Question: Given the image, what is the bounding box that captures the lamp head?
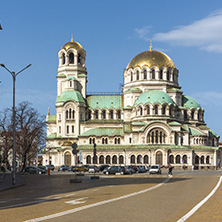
[0,64,5,68]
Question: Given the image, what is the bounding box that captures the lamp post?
[0,63,31,185]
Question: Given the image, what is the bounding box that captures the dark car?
[125,166,135,174]
[36,166,46,174]
[103,166,126,175]
[57,165,69,171]
[137,165,146,173]
[99,165,109,172]
[25,166,38,174]
[45,164,55,171]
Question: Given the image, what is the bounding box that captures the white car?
[88,166,99,173]
[149,165,161,174]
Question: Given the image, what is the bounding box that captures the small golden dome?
[126,50,175,69]
[61,38,83,51]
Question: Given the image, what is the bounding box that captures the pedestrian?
[168,164,173,176]
[192,164,194,172]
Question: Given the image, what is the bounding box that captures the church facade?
[42,38,221,169]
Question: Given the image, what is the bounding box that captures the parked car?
[103,166,126,175]
[24,166,38,174]
[149,165,161,174]
[45,164,55,171]
[57,165,69,171]
[125,166,135,174]
[126,165,137,173]
[99,165,109,172]
[137,165,147,173]
[88,166,99,173]
[36,166,46,174]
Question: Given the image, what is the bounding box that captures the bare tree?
[0,102,46,171]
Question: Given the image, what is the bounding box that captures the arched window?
[70,81,72,87]
[69,53,74,64]
[146,106,150,115]
[69,108,72,119]
[88,110,92,120]
[102,110,106,119]
[131,72,133,81]
[89,138,92,144]
[152,69,155,79]
[112,155,117,164]
[130,155,135,164]
[62,53,65,64]
[117,110,121,119]
[144,70,147,79]
[184,110,188,120]
[95,110,99,119]
[86,155,91,164]
[201,156,204,164]
[167,70,170,80]
[66,110,68,119]
[191,110,195,120]
[140,107,143,115]
[169,107,172,116]
[72,110,75,119]
[72,125,74,133]
[151,132,154,143]
[154,105,158,115]
[137,155,142,164]
[67,125,69,134]
[102,138,105,144]
[110,110,114,119]
[106,155,111,164]
[162,106,166,115]
[119,155,124,164]
[156,151,163,165]
[136,70,139,80]
[176,155,181,164]
[159,70,163,79]
[99,155,104,164]
[64,152,71,166]
[93,155,97,164]
[169,155,174,164]
[195,155,199,164]
[144,155,149,164]
[78,54,81,64]
[182,155,187,164]
[206,156,210,164]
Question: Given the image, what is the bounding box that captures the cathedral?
[42,38,221,170]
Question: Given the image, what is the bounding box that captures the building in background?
[42,38,221,169]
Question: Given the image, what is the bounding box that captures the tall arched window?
[176,155,181,164]
[184,110,188,120]
[112,155,117,164]
[88,110,92,120]
[62,53,65,65]
[191,110,195,120]
[137,155,142,164]
[110,110,114,119]
[117,110,121,119]
[182,155,187,164]
[86,155,91,164]
[78,54,81,64]
[99,155,104,164]
[156,151,163,165]
[152,69,155,79]
[195,155,199,164]
[106,155,111,164]
[69,53,74,64]
[119,155,124,164]
[169,155,174,164]
[144,155,149,164]
[102,110,106,119]
[162,106,166,115]
[144,70,147,79]
[95,110,99,119]
[201,156,204,164]
[146,106,150,115]
[148,128,167,145]
[66,110,68,119]
[131,72,133,81]
[159,70,163,79]
[130,155,135,164]
[154,105,158,115]
[72,110,75,119]
[140,107,143,115]
[167,70,170,80]
[136,70,139,80]
[206,156,210,164]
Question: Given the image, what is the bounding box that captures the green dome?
[183,96,201,110]
[56,90,85,104]
[134,90,175,106]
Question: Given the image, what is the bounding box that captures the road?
[0,170,222,222]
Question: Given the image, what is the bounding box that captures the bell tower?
[57,37,87,98]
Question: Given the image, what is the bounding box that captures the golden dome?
[126,50,175,69]
[61,37,83,51]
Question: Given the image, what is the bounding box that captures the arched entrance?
[64,152,71,166]
[156,151,163,165]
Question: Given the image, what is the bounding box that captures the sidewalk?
[0,173,24,192]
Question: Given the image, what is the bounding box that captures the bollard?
[48,168,50,175]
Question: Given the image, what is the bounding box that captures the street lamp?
[0,63,31,185]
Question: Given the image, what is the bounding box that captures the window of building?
[152,69,155,79]
[137,155,142,164]
[112,155,117,164]
[159,70,163,80]
[119,155,124,164]
[184,110,188,120]
[201,156,204,164]
[102,110,106,119]
[59,126,61,134]
[66,110,68,119]
[162,106,166,115]
[110,110,114,119]
[78,54,81,64]
[182,155,187,164]
[144,155,149,164]
[169,155,174,164]
[148,128,167,144]
[86,155,91,164]
[131,72,133,81]
[67,125,69,134]
[62,53,65,65]
[59,114,61,120]
[99,155,104,164]
[88,110,92,120]
[144,70,147,79]
[129,137,132,143]
[72,125,74,133]
[167,70,170,80]
[140,107,143,115]
[146,106,150,115]
[191,110,195,120]
[106,155,111,164]
[154,105,158,115]
[136,70,139,80]
[176,155,181,164]
[117,110,121,119]
[95,110,99,119]
[206,156,210,164]
[72,110,75,119]
[70,81,72,87]
[69,53,74,64]
[130,155,135,164]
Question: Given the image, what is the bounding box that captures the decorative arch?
[155,151,163,165]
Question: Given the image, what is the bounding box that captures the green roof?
[124,88,142,93]
[56,90,85,104]
[134,90,176,106]
[47,115,56,122]
[167,88,182,93]
[66,76,77,81]
[80,127,124,137]
[87,95,122,110]
[182,124,189,132]
[168,121,181,126]
[189,128,205,136]
[209,129,219,137]
[132,122,146,126]
[183,95,201,110]
[78,74,86,77]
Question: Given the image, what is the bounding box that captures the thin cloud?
[134,26,151,41]
[153,10,222,53]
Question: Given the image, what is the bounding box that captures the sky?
[0,0,222,138]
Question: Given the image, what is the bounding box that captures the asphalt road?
[0,170,222,222]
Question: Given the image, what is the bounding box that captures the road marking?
[0,197,60,210]
[65,193,76,197]
[65,197,88,205]
[177,176,222,222]
[24,177,171,222]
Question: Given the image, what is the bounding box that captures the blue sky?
[1,0,222,138]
